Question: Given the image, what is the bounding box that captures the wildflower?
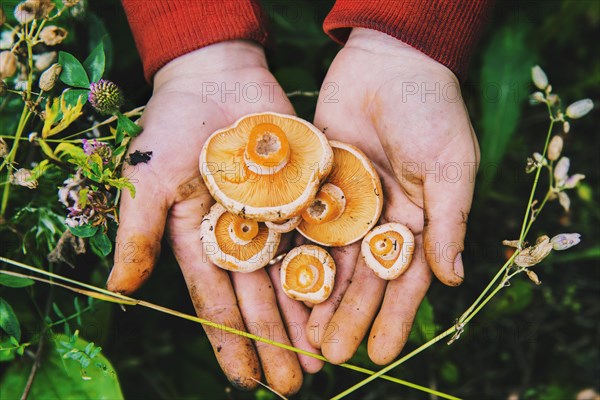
[526,270,541,285]
[88,80,123,115]
[0,51,17,79]
[558,191,570,212]
[39,26,68,46]
[550,233,581,251]
[0,137,8,158]
[10,168,38,189]
[554,157,570,186]
[82,139,112,164]
[529,91,545,104]
[547,136,563,161]
[14,0,55,24]
[514,235,553,268]
[531,65,549,90]
[566,99,594,119]
[563,121,570,134]
[564,173,585,189]
[39,63,61,91]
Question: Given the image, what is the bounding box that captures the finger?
[321,256,386,365]
[107,162,169,294]
[307,243,359,349]
[175,240,261,390]
[368,236,432,364]
[422,150,477,286]
[231,270,303,397]
[267,263,325,374]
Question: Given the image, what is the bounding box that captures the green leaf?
[58,52,91,89]
[440,361,460,384]
[408,297,435,344]
[116,112,142,139]
[0,335,123,399]
[52,303,65,319]
[0,274,34,288]
[0,298,21,342]
[487,279,533,316]
[90,231,112,257]
[83,41,106,83]
[69,224,99,238]
[477,21,536,196]
[63,88,89,107]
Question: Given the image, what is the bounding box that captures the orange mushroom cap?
[281,245,335,304]
[361,222,415,280]
[200,112,333,222]
[296,141,383,246]
[200,203,280,272]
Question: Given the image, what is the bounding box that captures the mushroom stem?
[244,123,290,175]
[302,183,346,225]
[228,216,259,245]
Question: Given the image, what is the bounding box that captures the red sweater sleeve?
[323,0,494,81]
[121,0,268,82]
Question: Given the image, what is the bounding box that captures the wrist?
[154,40,268,90]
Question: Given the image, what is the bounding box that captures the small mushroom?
[200,112,333,221]
[361,223,415,280]
[265,216,302,233]
[297,141,383,246]
[281,245,335,304]
[200,203,280,272]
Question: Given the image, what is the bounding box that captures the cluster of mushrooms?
[199,112,415,304]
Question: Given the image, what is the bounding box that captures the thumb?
[107,164,170,294]
[422,159,476,287]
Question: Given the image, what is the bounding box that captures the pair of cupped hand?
[106,28,480,396]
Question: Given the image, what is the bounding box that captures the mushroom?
[200,112,333,221]
[296,141,383,246]
[361,223,415,280]
[200,203,280,272]
[281,245,335,304]
[265,216,302,233]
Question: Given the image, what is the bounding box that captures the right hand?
[106,41,322,396]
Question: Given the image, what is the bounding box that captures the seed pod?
[10,168,38,189]
[514,236,552,268]
[0,51,18,79]
[14,0,55,24]
[34,51,57,71]
[0,137,8,158]
[531,65,549,90]
[40,26,68,46]
[566,99,594,119]
[526,270,541,285]
[547,136,563,161]
[38,63,61,91]
[550,233,581,251]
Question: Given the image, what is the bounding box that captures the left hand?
[306,28,480,365]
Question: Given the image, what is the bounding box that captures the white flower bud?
[531,65,549,90]
[530,91,545,104]
[558,191,570,212]
[533,152,545,164]
[526,270,541,285]
[0,51,17,79]
[40,26,68,46]
[38,63,61,91]
[547,136,563,161]
[554,157,570,186]
[10,168,38,189]
[551,233,581,251]
[34,51,57,71]
[566,99,594,119]
[563,121,570,134]
[564,173,585,189]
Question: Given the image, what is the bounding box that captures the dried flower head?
[39,63,61,91]
[10,168,38,189]
[551,233,581,251]
[0,51,18,79]
[566,99,594,119]
[40,26,68,46]
[14,0,55,24]
[514,235,553,268]
[0,137,8,158]
[88,79,123,115]
[531,65,549,90]
[34,51,57,71]
[547,135,563,161]
[526,270,541,285]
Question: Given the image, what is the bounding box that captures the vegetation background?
[1,0,598,399]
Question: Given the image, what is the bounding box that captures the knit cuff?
[324,0,494,81]
[121,0,268,83]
